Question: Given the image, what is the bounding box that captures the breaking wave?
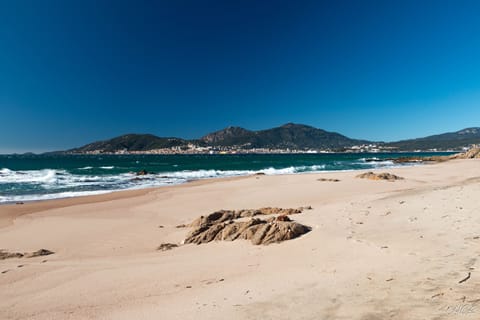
[0,164,331,203]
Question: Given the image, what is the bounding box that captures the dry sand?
[1,159,480,319]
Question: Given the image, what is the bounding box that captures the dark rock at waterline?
[392,157,444,163]
[136,169,151,176]
[392,148,480,164]
[364,158,386,162]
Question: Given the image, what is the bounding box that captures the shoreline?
[0,162,421,207]
[0,163,415,220]
[1,151,461,206]
[0,174,253,228]
[0,155,451,228]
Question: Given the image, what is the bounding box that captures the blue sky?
[1,0,480,153]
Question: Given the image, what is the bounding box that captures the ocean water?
[0,153,453,203]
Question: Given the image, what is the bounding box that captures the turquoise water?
[0,153,453,203]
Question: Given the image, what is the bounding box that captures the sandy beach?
[1,159,480,319]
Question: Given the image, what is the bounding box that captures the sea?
[0,152,454,204]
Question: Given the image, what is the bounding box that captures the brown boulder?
[184,215,310,246]
[453,147,480,159]
[189,206,309,228]
[393,156,449,163]
[157,243,178,251]
[0,250,24,260]
[356,172,404,181]
[466,148,480,158]
[250,220,311,245]
[254,207,303,215]
[276,215,291,222]
[183,207,312,246]
[317,178,340,182]
[1,248,54,259]
[218,218,265,242]
[393,148,480,163]
[189,210,238,228]
[136,169,150,176]
[25,249,54,258]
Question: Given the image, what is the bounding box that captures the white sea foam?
[163,169,252,180]
[0,168,13,175]
[0,162,364,203]
[0,169,62,184]
[78,166,93,170]
[0,190,114,203]
[371,160,395,167]
[259,164,326,175]
[356,158,396,168]
[292,164,326,172]
[100,166,115,169]
[260,167,296,175]
[360,160,395,168]
[156,164,327,181]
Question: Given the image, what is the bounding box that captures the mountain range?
[66,124,480,153]
[386,128,480,150]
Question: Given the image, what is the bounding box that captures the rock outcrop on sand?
[184,207,312,246]
[317,178,340,182]
[452,147,480,159]
[393,147,480,164]
[0,249,54,260]
[392,156,447,163]
[25,249,55,258]
[157,243,178,251]
[188,207,308,228]
[0,250,24,260]
[356,172,404,181]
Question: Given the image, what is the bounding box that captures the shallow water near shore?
[0,152,453,203]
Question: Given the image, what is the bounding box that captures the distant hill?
[385,128,480,151]
[201,123,371,149]
[201,126,255,146]
[68,134,187,153]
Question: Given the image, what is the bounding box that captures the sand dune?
[1,159,480,319]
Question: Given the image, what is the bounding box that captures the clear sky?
[1,0,480,153]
